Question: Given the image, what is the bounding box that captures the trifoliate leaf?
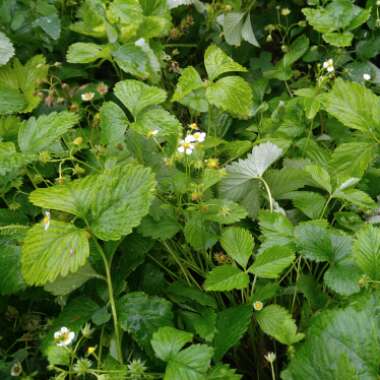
[114,79,166,118]
[206,76,253,119]
[18,111,79,153]
[220,227,254,268]
[0,32,15,66]
[353,225,380,280]
[204,45,247,81]
[204,265,249,291]
[119,292,173,355]
[256,304,304,345]
[21,221,90,286]
[249,246,295,279]
[213,305,252,361]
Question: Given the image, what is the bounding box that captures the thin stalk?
[93,238,123,363]
[270,361,276,380]
[260,178,274,212]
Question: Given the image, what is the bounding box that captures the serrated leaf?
[207,364,242,380]
[282,294,380,380]
[204,45,247,81]
[333,189,376,210]
[304,164,332,193]
[249,246,295,279]
[353,225,380,280]
[44,263,98,296]
[151,326,193,361]
[220,227,254,268]
[66,42,110,63]
[99,102,128,147]
[286,191,326,219]
[206,76,253,119]
[204,265,249,291]
[213,304,252,360]
[323,78,380,133]
[0,243,25,295]
[256,304,304,345]
[0,32,15,66]
[114,79,166,118]
[118,292,173,354]
[184,214,218,252]
[200,199,248,224]
[181,308,217,342]
[18,111,79,153]
[21,220,90,286]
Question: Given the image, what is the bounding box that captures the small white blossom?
[134,38,146,47]
[363,73,371,81]
[96,82,108,95]
[253,301,264,311]
[265,352,277,363]
[10,361,22,377]
[177,138,195,155]
[43,211,50,231]
[323,58,334,73]
[81,92,95,102]
[54,327,75,347]
[189,131,206,143]
[281,8,291,16]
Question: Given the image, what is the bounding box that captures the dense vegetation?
[1,0,380,379]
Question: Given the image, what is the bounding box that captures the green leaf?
[323,31,353,47]
[323,78,380,133]
[21,220,90,286]
[182,308,217,342]
[118,292,173,354]
[204,45,247,81]
[282,294,380,380]
[206,76,253,119]
[200,199,248,224]
[353,225,380,281]
[323,261,361,296]
[213,304,252,361]
[256,305,304,345]
[172,66,207,113]
[99,102,128,147]
[184,214,218,252]
[207,364,242,380]
[222,12,245,46]
[18,111,79,153]
[241,13,259,47]
[333,189,376,210]
[220,227,254,268]
[285,191,326,219]
[204,265,249,292]
[44,263,98,296]
[114,79,166,118]
[151,326,193,361]
[0,32,14,66]
[282,35,310,67]
[304,165,332,193]
[112,42,160,82]
[66,42,110,63]
[249,246,295,279]
[165,344,213,380]
[0,243,25,295]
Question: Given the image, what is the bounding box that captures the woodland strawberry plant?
[1,0,380,379]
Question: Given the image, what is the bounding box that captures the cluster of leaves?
[2,0,380,379]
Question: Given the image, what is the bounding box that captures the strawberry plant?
[1,0,380,379]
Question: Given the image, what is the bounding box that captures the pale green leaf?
[204,45,247,81]
[304,164,332,193]
[220,227,254,268]
[222,12,244,46]
[323,31,353,47]
[18,111,79,153]
[249,246,295,279]
[21,221,90,286]
[241,13,259,47]
[114,79,166,118]
[204,265,249,291]
[213,304,252,361]
[0,32,15,66]
[256,304,304,345]
[206,76,253,119]
[200,199,248,224]
[99,102,128,147]
[333,189,376,210]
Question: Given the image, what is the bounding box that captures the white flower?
[177,138,195,155]
[134,38,146,47]
[363,73,371,81]
[253,301,263,311]
[54,327,75,347]
[281,8,291,16]
[10,361,22,377]
[43,211,50,231]
[190,131,206,143]
[323,58,334,73]
[377,0,380,6]
[167,0,194,9]
[96,82,108,95]
[264,352,277,363]
[81,92,95,102]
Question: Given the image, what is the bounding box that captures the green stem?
[93,238,123,363]
[260,178,274,213]
[270,361,276,380]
